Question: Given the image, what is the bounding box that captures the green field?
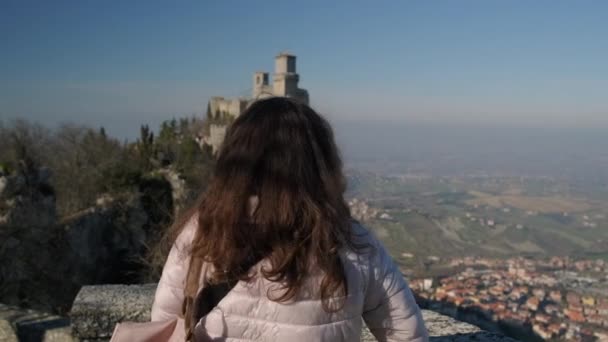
[347,171,608,263]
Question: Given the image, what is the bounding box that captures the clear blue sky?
[1,0,607,139]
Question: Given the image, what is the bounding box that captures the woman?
[151,97,428,341]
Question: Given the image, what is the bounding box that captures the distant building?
[208,97,249,119]
[204,124,228,154]
[207,52,309,118]
[203,53,310,153]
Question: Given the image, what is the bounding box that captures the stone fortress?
[208,52,309,117]
[202,52,309,152]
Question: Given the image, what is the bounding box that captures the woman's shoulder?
[348,220,383,249]
[341,220,384,263]
[344,220,401,274]
[176,213,199,243]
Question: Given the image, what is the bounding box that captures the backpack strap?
[183,252,265,341]
[183,253,204,341]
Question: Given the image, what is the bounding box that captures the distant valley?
[345,170,608,271]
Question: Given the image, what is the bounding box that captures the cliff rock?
[0,166,173,313]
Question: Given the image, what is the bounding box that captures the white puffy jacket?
[151,217,428,341]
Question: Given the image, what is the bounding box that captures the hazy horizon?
[2,0,607,181]
[4,115,607,183]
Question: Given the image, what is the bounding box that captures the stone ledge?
[70,284,518,341]
[0,303,73,342]
[70,283,157,341]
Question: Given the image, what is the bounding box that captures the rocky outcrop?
[0,166,55,228]
[0,167,67,311]
[68,284,518,342]
[61,194,150,286]
[157,168,187,214]
[0,166,173,313]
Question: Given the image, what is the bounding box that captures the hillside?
[346,171,608,265]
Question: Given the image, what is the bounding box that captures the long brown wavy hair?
[173,97,361,328]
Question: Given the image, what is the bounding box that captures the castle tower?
[252,71,270,99]
[273,53,300,98]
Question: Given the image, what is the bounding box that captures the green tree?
[169,118,177,133]
[179,118,189,135]
[48,124,137,214]
[206,102,212,121]
[158,120,175,144]
[136,125,155,171]
[0,119,51,174]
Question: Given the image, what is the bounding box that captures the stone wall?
[1,283,519,341]
[203,124,227,154]
[208,97,248,119]
[68,284,517,342]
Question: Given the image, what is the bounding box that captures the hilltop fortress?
[208,52,309,117]
[202,53,309,152]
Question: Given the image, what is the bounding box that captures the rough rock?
[158,168,188,214]
[419,311,517,341]
[0,167,56,228]
[0,303,73,342]
[0,319,18,342]
[70,284,518,342]
[62,195,149,285]
[1,165,174,312]
[361,310,516,341]
[1,191,151,312]
[0,167,64,311]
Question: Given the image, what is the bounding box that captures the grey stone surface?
[0,303,72,342]
[361,310,517,341]
[70,284,518,342]
[419,311,517,341]
[70,284,157,341]
[0,319,18,342]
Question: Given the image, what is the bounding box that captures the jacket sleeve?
[150,216,198,322]
[362,234,429,342]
